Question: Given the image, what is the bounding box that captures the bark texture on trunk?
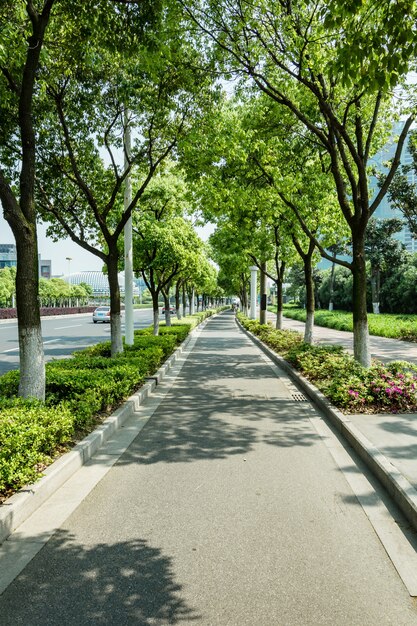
[304,311,314,345]
[15,231,45,399]
[260,263,267,325]
[276,279,283,330]
[303,254,315,345]
[163,292,171,326]
[352,236,371,367]
[175,283,182,319]
[329,257,336,311]
[152,292,159,335]
[107,255,123,356]
[371,268,380,314]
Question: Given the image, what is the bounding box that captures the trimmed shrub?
[0,400,74,492]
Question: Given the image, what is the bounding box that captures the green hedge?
[0,401,74,492]
[239,313,417,414]
[0,319,206,498]
[275,307,417,342]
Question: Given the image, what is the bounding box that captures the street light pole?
[66,257,72,284]
[249,265,258,320]
[66,257,72,307]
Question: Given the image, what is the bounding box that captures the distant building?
[0,243,52,276]
[39,259,52,279]
[0,243,17,269]
[61,270,142,298]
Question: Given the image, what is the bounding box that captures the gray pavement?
[267,312,417,489]
[1,312,417,624]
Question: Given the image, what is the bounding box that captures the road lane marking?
[3,338,59,354]
[53,324,83,330]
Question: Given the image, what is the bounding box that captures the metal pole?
[124,108,134,345]
[66,257,72,307]
[249,265,258,320]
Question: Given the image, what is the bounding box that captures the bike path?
[0,312,416,624]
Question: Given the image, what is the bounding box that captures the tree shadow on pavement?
[0,529,200,626]
[119,388,320,467]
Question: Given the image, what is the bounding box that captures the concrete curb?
[237,318,417,533]
[0,319,207,545]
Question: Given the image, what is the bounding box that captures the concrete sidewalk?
[0,312,417,624]
[266,312,417,491]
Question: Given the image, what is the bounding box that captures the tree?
[0,0,56,399]
[181,0,415,366]
[364,217,404,313]
[385,131,417,236]
[209,224,251,314]
[133,211,205,334]
[36,3,216,354]
[0,266,16,307]
[0,0,169,395]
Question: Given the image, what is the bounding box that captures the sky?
[0,213,215,277]
[0,214,102,276]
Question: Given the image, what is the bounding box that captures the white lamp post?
[66,257,72,284]
[249,265,258,320]
[66,257,72,307]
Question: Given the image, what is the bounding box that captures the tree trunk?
[371,267,380,314]
[352,235,371,366]
[152,291,160,336]
[163,291,172,326]
[276,279,283,330]
[182,284,187,318]
[175,282,182,319]
[15,234,45,400]
[260,262,267,325]
[0,3,55,400]
[329,255,336,311]
[304,254,315,345]
[107,254,123,356]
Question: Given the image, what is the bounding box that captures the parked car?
[162,306,175,315]
[93,306,111,323]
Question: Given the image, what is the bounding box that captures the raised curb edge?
[237,317,417,533]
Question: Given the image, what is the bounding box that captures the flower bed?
[238,314,417,414]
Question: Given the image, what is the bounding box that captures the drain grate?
[292,392,307,402]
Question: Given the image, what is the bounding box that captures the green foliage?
[0,312,232,499]
[242,313,417,414]
[0,401,74,492]
[238,314,302,353]
[281,307,417,341]
[0,266,16,307]
[0,369,19,397]
[0,317,206,498]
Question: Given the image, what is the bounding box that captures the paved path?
[267,313,417,489]
[267,312,417,364]
[1,313,417,624]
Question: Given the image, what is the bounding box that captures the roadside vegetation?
[239,314,417,416]
[273,306,417,343]
[0,310,221,503]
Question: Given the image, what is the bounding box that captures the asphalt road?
[1,313,417,624]
[0,308,154,375]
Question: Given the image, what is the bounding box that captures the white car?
[93,306,111,323]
